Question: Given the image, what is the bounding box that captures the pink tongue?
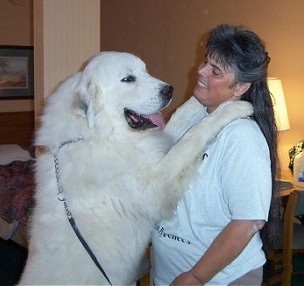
[144,112,166,129]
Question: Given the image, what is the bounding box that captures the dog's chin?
[124,108,165,130]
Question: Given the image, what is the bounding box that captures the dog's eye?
[121,75,136,83]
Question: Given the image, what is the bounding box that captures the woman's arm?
[170,219,265,285]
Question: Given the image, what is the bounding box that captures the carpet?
[0,238,28,286]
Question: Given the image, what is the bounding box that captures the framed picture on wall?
[0,45,34,99]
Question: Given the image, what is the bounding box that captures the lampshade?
[267,77,290,131]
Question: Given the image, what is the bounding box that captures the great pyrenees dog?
[19,51,253,285]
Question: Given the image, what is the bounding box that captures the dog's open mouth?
[124,108,165,130]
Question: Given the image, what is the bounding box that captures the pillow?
[0,144,32,165]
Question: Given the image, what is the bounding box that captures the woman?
[152,24,278,285]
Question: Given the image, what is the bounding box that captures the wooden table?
[277,170,304,197]
[277,185,304,198]
[276,184,304,225]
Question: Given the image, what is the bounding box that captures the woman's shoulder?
[212,118,269,158]
[224,117,260,133]
[220,117,266,145]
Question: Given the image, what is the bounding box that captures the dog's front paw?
[216,100,254,119]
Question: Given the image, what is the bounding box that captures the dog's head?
[75,51,173,130]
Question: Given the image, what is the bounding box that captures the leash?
[54,136,112,285]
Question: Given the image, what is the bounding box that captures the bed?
[0,111,35,248]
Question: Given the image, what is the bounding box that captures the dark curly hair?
[206,24,279,250]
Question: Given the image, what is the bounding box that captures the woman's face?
[193,55,241,113]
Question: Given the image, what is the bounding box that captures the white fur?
[19,52,253,285]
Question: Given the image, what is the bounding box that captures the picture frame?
[0,45,34,99]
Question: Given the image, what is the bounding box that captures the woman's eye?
[121,75,136,82]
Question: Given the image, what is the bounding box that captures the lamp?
[267,77,290,131]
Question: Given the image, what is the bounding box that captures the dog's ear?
[86,82,99,128]
[74,81,101,128]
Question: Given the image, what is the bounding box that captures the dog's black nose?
[161,85,174,99]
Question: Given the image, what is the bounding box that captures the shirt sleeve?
[218,119,272,221]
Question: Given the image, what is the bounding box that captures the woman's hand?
[170,270,204,285]
[171,220,263,285]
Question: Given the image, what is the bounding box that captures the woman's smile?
[197,79,207,89]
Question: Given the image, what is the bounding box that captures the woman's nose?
[198,62,208,77]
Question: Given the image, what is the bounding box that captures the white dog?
[19,52,253,285]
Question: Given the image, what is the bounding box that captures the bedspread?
[0,160,35,225]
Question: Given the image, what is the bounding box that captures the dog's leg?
[152,100,253,213]
[164,96,204,143]
[160,100,253,178]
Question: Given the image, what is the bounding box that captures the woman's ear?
[234,82,251,98]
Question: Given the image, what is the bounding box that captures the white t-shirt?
[152,101,272,285]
